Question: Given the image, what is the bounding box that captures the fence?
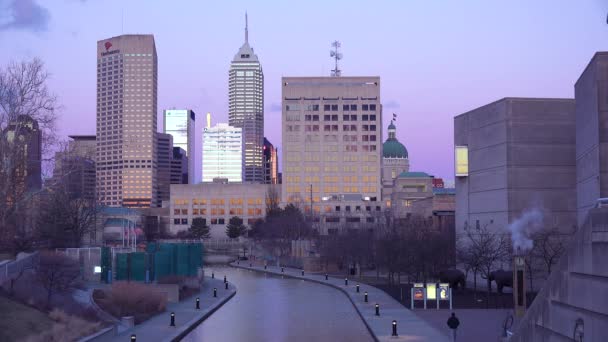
[0,252,39,285]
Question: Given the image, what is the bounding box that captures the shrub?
[25,309,101,342]
[95,282,166,324]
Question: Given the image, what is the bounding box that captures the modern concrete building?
[163,109,195,184]
[229,14,264,183]
[281,76,383,234]
[51,135,96,201]
[574,52,608,225]
[202,123,243,183]
[96,34,158,208]
[156,133,173,207]
[381,121,410,206]
[169,183,280,237]
[263,137,278,184]
[454,98,577,235]
[5,115,42,194]
[171,147,188,185]
[390,171,434,219]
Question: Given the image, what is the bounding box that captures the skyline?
[1,0,608,180]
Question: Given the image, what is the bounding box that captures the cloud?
[0,0,50,33]
[384,100,400,109]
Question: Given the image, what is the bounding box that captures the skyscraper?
[263,137,278,184]
[96,35,158,208]
[4,115,42,194]
[202,123,243,182]
[281,76,382,234]
[229,13,264,183]
[171,147,188,185]
[156,133,173,207]
[51,135,96,201]
[163,109,195,183]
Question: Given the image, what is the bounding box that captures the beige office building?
[282,77,383,234]
[96,35,158,208]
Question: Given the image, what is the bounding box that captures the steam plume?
[508,209,543,253]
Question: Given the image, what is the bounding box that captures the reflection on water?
[184,267,373,342]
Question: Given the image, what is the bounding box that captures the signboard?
[426,283,437,300]
[413,283,424,300]
[439,283,450,300]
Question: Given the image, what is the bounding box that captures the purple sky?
[1,0,607,181]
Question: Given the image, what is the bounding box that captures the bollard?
[225,282,228,290]
[196,297,200,310]
[264,265,267,270]
[237,260,240,265]
[301,270,304,276]
[392,320,398,336]
[211,272,214,279]
[170,312,175,326]
[345,278,348,286]
[281,267,284,273]
[325,274,328,280]
[213,288,217,298]
[365,291,368,303]
[224,275,227,283]
[131,334,136,342]
[356,284,360,293]
[375,303,380,316]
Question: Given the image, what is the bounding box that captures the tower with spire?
[228,13,265,183]
[381,120,410,204]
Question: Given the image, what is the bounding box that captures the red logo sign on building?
[104,41,112,51]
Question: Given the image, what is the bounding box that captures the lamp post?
[375,303,380,316]
[392,320,398,337]
[170,312,175,326]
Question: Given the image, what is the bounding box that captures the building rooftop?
[433,188,456,195]
[382,121,408,159]
[398,171,431,178]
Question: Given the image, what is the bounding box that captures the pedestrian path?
[232,262,449,342]
[92,277,236,342]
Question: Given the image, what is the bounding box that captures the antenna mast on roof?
[330,41,342,77]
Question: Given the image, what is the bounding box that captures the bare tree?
[36,251,80,306]
[0,58,59,253]
[531,226,570,279]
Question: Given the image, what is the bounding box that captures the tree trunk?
[473,271,478,302]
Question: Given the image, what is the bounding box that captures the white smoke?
[507,209,544,253]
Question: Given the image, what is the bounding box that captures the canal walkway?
[92,277,236,342]
[232,262,449,342]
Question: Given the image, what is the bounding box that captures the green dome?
[383,140,408,158]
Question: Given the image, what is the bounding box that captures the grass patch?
[0,296,53,341]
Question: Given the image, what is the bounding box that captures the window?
[366,217,374,223]
[218,218,225,224]
[362,104,369,111]
[366,206,371,212]
[181,209,188,215]
[345,206,351,212]
[346,217,360,223]
[350,104,357,111]
[173,218,180,224]
[331,115,338,121]
[181,218,188,225]
[331,104,338,111]
[370,114,376,121]
[370,104,376,111]
[312,115,319,121]
[326,217,340,223]
[350,115,357,121]
[455,146,469,177]
[343,115,350,121]
[343,104,349,111]
[362,115,369,121]
[335,206,340,212]
[324,104,331,111]
[192,209,199,215]
[174,209,180,215]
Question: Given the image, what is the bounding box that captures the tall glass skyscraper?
[229,13,264,183]
[163,109,195,183]
[202,123,243,182]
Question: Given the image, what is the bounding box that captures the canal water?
[183,266,373,342]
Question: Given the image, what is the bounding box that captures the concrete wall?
[455,98,576,235]
[575,52,608,225]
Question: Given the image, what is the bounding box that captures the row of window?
[174,198,265,206]
[173,208,263,216]
[286,104,377,112]
[173,217,260,226]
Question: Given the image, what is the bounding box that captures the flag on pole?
[393,113,397,121]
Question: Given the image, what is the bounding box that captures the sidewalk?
[232,262,448,342]
[92,277,236,342]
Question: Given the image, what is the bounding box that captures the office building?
[229,14,264,183]
[171,147,188,185]
[4,115,42,194]
[96,34,158,208]
[202,123,243,182]
[263,137,278,184]
[170,183,280,237]
[281,76,382,234]
[163,109,195,184]
[51,135,96,201]
[156,133,173,207]
[454,98,577,235]
[390,172,434,218]
[381,121,410,206]
[574,52,608,225]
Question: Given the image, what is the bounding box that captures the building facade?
[5,115,42,194]
[454,98,577,235]
[281,76,383,234]
[202,123,243,182]
[156,133,173,207]
[51,135,96,201]
[381,121,410,206]
[263,137,278,184]
[390,172,434,219]
[228,14,264,183]
[169,183,280,237]
[163,109,195,184]
[96,35,158,208]
[171,147,188,185]
[574,52,608,225]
